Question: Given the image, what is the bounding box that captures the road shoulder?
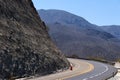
[16,58,94,80]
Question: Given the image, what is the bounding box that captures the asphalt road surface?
[67,60,117,80]
[17,58,117,80]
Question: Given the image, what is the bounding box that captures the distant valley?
[38,9,120,61]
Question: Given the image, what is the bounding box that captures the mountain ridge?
[101,25,120,39]
[38,9,99,29]
[38,9,120,61]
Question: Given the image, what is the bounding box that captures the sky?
[32,0,120,26]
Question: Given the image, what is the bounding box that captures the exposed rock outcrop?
[0,0,69,79]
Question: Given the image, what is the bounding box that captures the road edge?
[61,58,94,80]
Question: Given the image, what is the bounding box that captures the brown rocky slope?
[0,0,69,79]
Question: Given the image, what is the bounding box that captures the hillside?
[38,9,120,61]
[0,1,69,79]
[101,25,120,39]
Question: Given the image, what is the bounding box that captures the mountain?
[101,25,120,39]
[39,9,102,30]
[38,9,120,61]
[0,1,69,79]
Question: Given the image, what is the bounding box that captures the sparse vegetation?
[66,54,115,65]
[0,0,69,79]
[66,54,80,59]
[116,59,120,62]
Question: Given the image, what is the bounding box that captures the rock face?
[0,0,69,79]
[38,9,120,61]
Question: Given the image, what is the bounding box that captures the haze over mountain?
[38,9,120,61]
[0,1,69,79]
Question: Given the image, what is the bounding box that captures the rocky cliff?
[0,0,69,79]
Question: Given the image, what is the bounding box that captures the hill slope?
[101,25,120,39]
[38,9,120,61]
[0,1,69,79]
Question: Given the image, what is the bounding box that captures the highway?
[17,58,117,80]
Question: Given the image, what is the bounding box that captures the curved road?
[18,58,117,80]
[67,59,117,80]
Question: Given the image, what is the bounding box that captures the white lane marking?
[82,64,108,80]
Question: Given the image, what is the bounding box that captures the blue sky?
[32,0,120,26]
